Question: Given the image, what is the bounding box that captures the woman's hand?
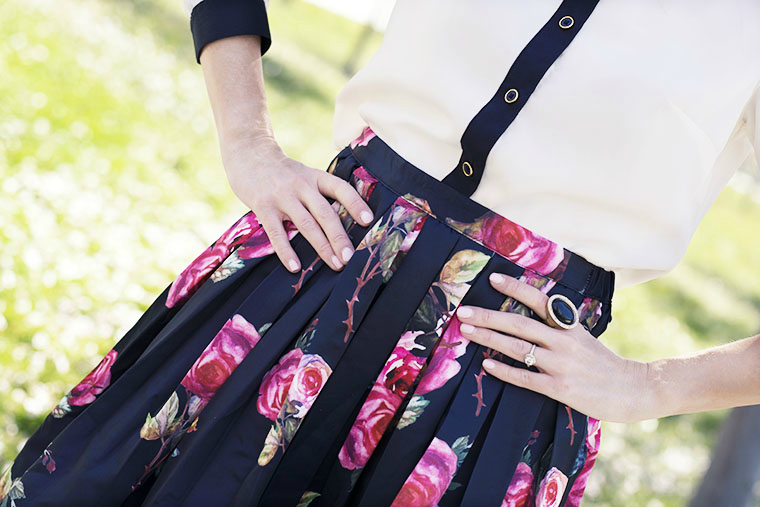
[198,34,374,274]
[456,272,652,423]
[222,134,374,274]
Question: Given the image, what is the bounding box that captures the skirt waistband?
[330,126,615,305]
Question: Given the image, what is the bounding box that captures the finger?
[488,272,550,321]
[299,188,356,265]
[317,171,374,227]
[482,358,555,397]
[456,305,556,349]
[256,209,301,273]
[459,322,554,370]
[282,200,344,271]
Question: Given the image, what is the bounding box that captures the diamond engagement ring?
[524,343,537,368]
[546,293,579,330]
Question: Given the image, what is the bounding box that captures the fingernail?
[360,210,373,225]
[457,306,473,318]
[288,259,300,272]
[342,246,354,263]
[331,255,342,270]
[482,359,496,370]
[460,323,475,334]
[489,273,504,284]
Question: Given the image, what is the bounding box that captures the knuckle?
[267,227,286,242]
[314,202,336,222]
[511,337,528,357]
[329,231,349,245]
[347,193,366,210]
[511,315,528,335]
[479,329,495,348]
[295,213,318,231]
[504,275,520,292]
[555,377,571,396]
[516,368,531,386]
[314,238,333,256]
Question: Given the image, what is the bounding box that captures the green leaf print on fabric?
[397,395,430,430]
[0,466,25,507]
[296,491,321,507]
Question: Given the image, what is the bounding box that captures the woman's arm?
[196,35,374,274]
[455,272,760,423]
[644,333,760,418]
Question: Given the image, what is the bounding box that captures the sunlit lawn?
[2,0,758,505]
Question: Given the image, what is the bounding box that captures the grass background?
[1,0,759,504]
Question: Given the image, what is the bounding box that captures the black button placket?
[441,0,601,197]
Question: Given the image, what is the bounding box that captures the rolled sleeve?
[189,0,272,63]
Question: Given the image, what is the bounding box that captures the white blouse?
[185,0,760,289]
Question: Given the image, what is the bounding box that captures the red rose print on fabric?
[68,348,118,407]
[181,314,263,399]
[257,352,333,466]
[536,466,569,507]
[380,332,427,398]
[477,213,564,275]
[134,314,263,491]
[416,313,468,395]
[257,348,303,421]
[286,353,332,417]
[391,437,459,507]
[446,212,567,276]
[338,385,400,471]
[501,461,534,507]
[166,213,298,308]
[349,125,377,149]
[565,417,602,507]
[337,331,425,471]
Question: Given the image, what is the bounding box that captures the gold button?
[504,88,519,104]
[462,161,473,177]
[559,15,574,29]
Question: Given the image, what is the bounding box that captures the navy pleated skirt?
[2,126,615,507]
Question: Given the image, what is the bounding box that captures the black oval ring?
[546,293,579,330]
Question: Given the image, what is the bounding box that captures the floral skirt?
[2,126,615,507]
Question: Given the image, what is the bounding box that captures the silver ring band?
[524,343,537,368]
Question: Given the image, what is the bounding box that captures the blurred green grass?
[1,0,758,505]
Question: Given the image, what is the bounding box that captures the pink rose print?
[257,348,304,421]
[166,213,300,308]
[338,330,425,470]
[380,334,426,397]
[349,125,377,148]
[478,213,564,275]
[236,221,299,261]
[536,466,569,507]
[181,314,262,400]
[391,437,459,507]
[339,385,400,470]
[42,449,56,474]
[353,166,378,187]
[416,314,468,395]
[565,417,602,507]
[348,166,380,211]
[501,461,534,507]
[67,349,118,406]
[166,213,259,308]
[286,353,332,415]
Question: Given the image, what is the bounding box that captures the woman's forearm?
[199,34,275,151]
[644,333,760,419]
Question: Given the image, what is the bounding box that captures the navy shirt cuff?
[190,0,272,63]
